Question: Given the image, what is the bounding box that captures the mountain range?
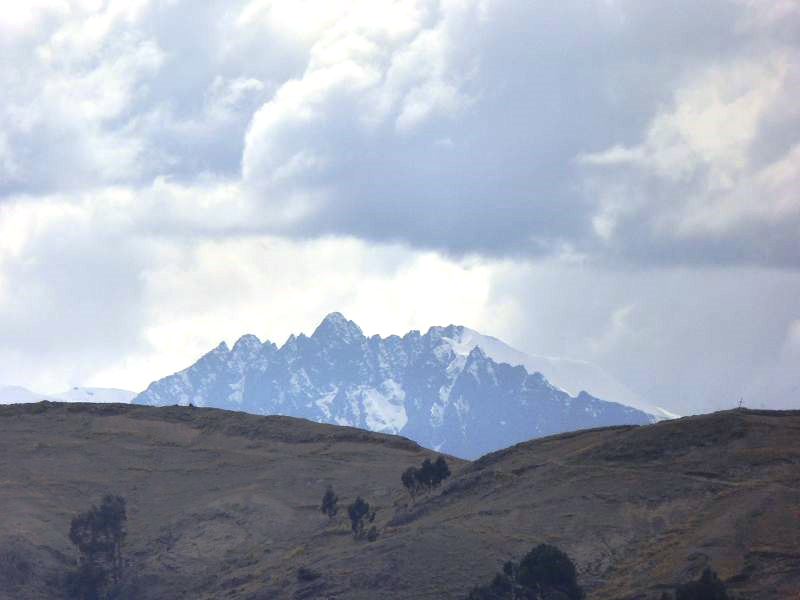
[134,313,656,457]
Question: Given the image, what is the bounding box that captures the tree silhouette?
[433,456,451,488]
[517,544,583,599]
[320,486,338,520]
[466,543,583,600]
[675,568,730,600]
[67,495,127,599]
[401,467,420,500]
[402,457,451,499]
[418,458,436,491]
[347,496,375,539]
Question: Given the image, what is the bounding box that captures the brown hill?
[1,402,798,599]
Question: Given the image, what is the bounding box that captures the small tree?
[401,467,420,500]
[402,457,451,499]
[67,495,127,599]
[466,543,583,600]
[417,459,436,491]
[675,568,730,600]
[347,496,375,540]
[320,486,338,520]
[433,456,451,488]
[517,543,583,600]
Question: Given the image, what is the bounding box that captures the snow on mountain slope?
[0,386,52,404]
[442,327,679,420]
[52,387,137,404]
[0,385,135,405]
[134,313,656,458]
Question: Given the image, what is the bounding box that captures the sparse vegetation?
[66,494,127,600]
[401,466,421,500]
[366,525,379,542]
[347,496,376,540]
[466,544,583,600]
[675,567,730,600]
[402,456,451,500]
[0,546,32,589]
[297,566,321,582]
[320,485,339,519]
[4,404,796,598]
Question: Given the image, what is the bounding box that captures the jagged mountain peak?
[211,341,230,354]
[134,317,656,457]
[426,323,465,339]
[232,334,262,352]
[312,312,364,343]
[466,345,487,361]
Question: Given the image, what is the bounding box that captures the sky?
[0,0,798,415]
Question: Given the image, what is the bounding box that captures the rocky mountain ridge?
[134,312,654,457]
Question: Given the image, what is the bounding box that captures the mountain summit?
[133,313,654,457]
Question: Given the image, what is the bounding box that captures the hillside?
[133,312,654,458]
[1,403,798,599]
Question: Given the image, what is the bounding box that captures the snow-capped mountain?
[439,327,679,420]
[133,313,655,458]
[0,385,50,404]
[0,385,136,405]
[52,387,137,404]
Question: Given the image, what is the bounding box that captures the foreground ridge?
[0,404,798,599]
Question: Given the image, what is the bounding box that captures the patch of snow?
[430,402,445,427]
[444,326,676,420]
[227,380,245,404]
[315,388,338,419]
[0,385,52,404]
[360,380,407,433]
[53,387,136,404]
[652,406,682,420]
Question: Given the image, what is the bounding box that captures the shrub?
[675,568,730,600]
[66,495,127,599]
[297,567,321,582]
[433,456,451,486]
[0,547,32,588]
[320,486,338,519]
[466,543,583,600]
[402,456,452,499]
[401,467,420,500]
[347,496,376,540]
[517,543,583,599]
[366,526,379,542]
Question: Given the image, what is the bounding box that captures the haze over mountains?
[134,313,655,458]
[0,386,136,405]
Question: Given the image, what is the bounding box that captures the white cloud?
[580,45,800,265]
[0,186,504,392]
[0,0,798,413]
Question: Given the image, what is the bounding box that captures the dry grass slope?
[0,403,798,599]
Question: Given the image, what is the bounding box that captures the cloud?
[0,0,797,412]
[3,0,796,266]
[0,189,504,392]
[489,262,800,414]
[580,46,800,267]
[0,196,151,391]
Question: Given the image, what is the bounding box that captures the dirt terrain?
[1,403,798,599]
